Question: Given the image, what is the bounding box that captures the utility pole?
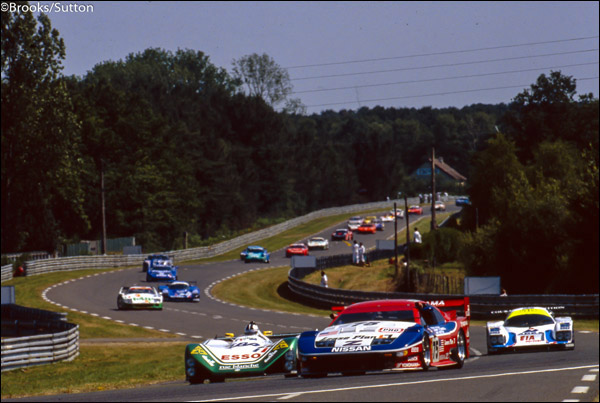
[431,146,437,231]
[100,160,107,255]
[394,202,398,279]
[404,194,410,290]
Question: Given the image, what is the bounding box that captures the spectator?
[321,271,329,288]
[358,242,366,265]
[352,240,359,265]
[413,228,422,244]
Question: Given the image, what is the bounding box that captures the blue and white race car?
[240,246,270,264]
[146,262,177,282]
[158,281,200,302]
[486,307,575,354]
[143,254,173,272]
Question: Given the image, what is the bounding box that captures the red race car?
[298,298,471,376]
[408,205,424,215]
[331,229,353,241]
[356,223,377,234]
[285,243,309,257]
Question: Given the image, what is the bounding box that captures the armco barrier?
[287,267,599,318]
[1,305,79,372]
[1,198,419,283]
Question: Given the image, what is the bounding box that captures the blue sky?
[30,1,599,113]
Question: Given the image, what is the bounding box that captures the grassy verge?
[212,266,329,317]
[1,342,186,398]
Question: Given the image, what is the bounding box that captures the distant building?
[412,157,467,191]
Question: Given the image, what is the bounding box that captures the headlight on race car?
[556,331,572,341]
[371,338,394,345]
[316,339,335,348]
[186,358,196,377]
[489,335,505,345]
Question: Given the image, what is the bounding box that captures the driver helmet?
[244,321,259,335]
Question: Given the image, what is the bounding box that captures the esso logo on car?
[221,353,262,361]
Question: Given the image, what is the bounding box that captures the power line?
[291,49,599,81]
[292,62,599,94]
[285,36,599,69]
[305,77,599,109]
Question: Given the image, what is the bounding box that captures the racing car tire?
[117,297,125,310]
[419,335,431,371]
[449,330,466,369]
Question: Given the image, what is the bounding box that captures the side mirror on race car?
[225,333,234,338]
[263,330,273,336]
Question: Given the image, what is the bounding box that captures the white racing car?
[117,285,163,310]
[486,307,574,354]
[307,237,329,250]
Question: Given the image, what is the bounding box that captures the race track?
[12,207,598,402]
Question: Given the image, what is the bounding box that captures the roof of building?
[433,158,467,182]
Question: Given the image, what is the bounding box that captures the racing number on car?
[431,336,440,363]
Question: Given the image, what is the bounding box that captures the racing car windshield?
[332,310,415,325]
[169,284,189,290]
[504,314,554,327]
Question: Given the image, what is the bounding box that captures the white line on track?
[191,365,599,402]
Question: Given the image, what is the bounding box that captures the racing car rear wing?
[490,306,566,316]
[426,297,471,322]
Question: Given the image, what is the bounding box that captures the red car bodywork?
[408,205,423,215]
[357,223,377,234]
[286,243,309,257]
[305,298,471,373]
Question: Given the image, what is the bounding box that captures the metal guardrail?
[1,305,79,372]
[1,199,418,283]
[287,267,599,318]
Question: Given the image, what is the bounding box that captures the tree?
[231,53,305,113]
[1,5,87,253]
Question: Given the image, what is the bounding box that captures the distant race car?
[373,219,385,231]
[146,262,178,282]
[380,213,395,222]
[185,323,299,384]
[434,201,446,211]
[241,246,270,263]
[486,307,575,354]
[356,223,377,234]
[408,205,424,215]
[331,229,353,241]
[143,254,173,272]
[392,209,405,218]
[363,216,377,224]
[298,298,470,377]
[307,237,329,250]
[347,217,363,230]
[455,197,471,206]
[117,285,163,310]
[286,243,309,257]
[158,281,200,302]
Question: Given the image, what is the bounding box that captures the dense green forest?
[2,9,598,293]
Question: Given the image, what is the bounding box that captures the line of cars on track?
[183,297,575,384]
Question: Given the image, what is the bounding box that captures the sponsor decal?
[427,300,445,306]
[221,353,264,361]
[274,340,289,350]
[219,364,260,370]
[378,327,404,333]
[202,355,215,367]
[331,346,371,352]
[191,345,208,355]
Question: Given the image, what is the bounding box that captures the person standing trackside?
[359,242,366,265]
[321,271,328,288]
[352,240,359,264]
[413,228,422,244]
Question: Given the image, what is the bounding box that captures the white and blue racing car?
[486,307,574,354]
